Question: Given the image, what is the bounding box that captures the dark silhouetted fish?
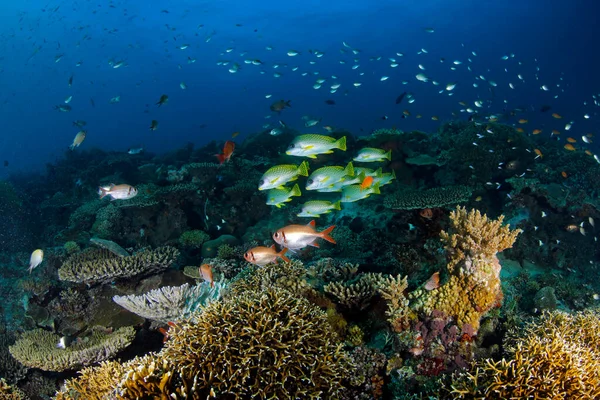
[395,92,407,105]
[540,105,552,112]
[325,99,336,105]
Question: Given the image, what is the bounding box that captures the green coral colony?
[3,120,600,400]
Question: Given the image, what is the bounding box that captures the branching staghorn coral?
[55,360,126,400]
[449,310,600,399]
[379,275,415,332]
[58,246,179,285]
[0,378,25,400]
[324,273,388,310]
[410,207,521,332]
[112,282,226,324]
[9,326,135,372]
[384,185,472,210]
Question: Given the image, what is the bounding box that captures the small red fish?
[359,176,374,191]
[199,264,214,288]
[215,140,235,164]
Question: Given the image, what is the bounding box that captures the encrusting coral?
[113,282,225,323]
[410,206,521,332]
[449,310,600,399]
[9,326,135,372]
[58,246,180,284]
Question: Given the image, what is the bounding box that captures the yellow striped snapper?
[372,170,396,186]
[354,167,382,177]
[316,171,366,192]
[286,134,347,159]
[353,147,392,162]
[258,161,309,190]
[266,184,301,208]
[298,200,341,217]
[306,162,354,191]
[341,183,381,203]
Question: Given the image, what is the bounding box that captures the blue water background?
[0,0,598,176]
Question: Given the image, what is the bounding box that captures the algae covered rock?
[201,234,239,258]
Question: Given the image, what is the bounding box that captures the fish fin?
[285,100,292,108]
[385,149,392,161]
[275,204,282,208]
[98,187,108,199]
[69,144,75,150]
[308,241,320,248]
[357,171,366,182]
[298,161,309,176]
[335,136,347,151]
[344,161,354,177]
[319,225,336,244]
[290,184,301,197]
[391,169,397,179]
[372,183,381,195]
[333,200,342,210]
[375,168,383,177]
[276,185,287,190]
[307,154,317,159]
[307,220,316,228]
[278,248,290,262]
[215,153,226,164]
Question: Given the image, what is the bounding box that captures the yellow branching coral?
[379,275,415,332]
[410,207,521,332]
[0,378,25,400]
[440,206,521,273]
[55,361,125,400]
[450,310,600,399]
[9,326,135,372]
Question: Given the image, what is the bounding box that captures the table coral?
[384,185,473,210]
[58,246,179,285]
[9,326,135,372]
[410,207,521,332]
[113,282,225,323]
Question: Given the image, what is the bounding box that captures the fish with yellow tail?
[353,147,392,162]
[341,182,381,203]
[266,183,301,208]
[70,130,86,150]
[297,200,341,217]
[306,162,354,191]
[273,220,336,251]
[29,249,44,274]
[258,161,309,191]
[244,245,290,267]
[286,134,347,158]
[98,183,138,200]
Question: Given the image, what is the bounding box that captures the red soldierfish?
[216,140,235,164]
[244,245,289,267]
[273,220,336,251]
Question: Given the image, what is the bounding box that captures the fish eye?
[307,179,314,185]
[288,144,295,148]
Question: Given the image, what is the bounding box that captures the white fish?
[29,249,44,274]
[380,76,389,81]
[415,73,428,82]
[98,184,138,200]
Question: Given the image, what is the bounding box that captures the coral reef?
[58,246,180,284]
[54,360,125,400]
[384,185,473,210]
[9,326,135,372]
[324,272,387,310]
[178,229,210,249]
[113,282,225,323]
[449,310,600,399]
[0,378,25,400]
[410,207,521,332]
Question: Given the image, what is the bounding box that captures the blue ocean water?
[1,0,598,176]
